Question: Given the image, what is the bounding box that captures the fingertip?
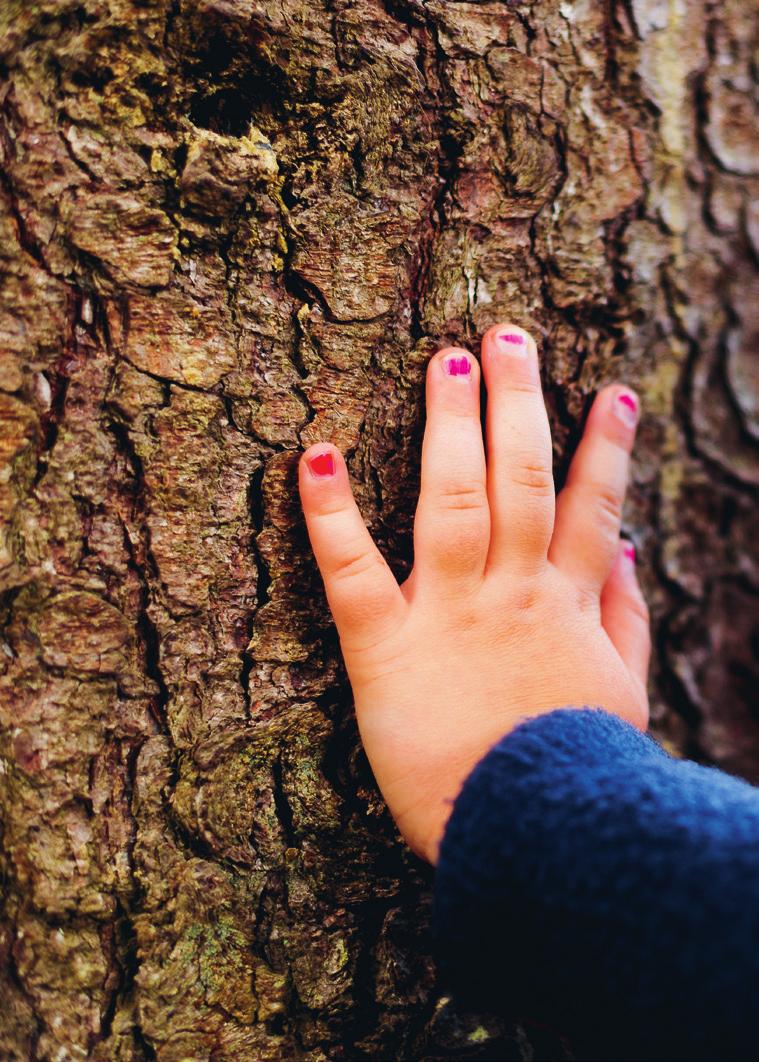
[424,344,483,431]
[428,345,480,384]
[301,443,341,477]
[481,321,536,355]
[590,384,641,448]
[299,444,348,509]
[480,322,541,397]
[482,321,538,361]
[621,538,637,571]
[606,538,649,619]
[606,537,638,585]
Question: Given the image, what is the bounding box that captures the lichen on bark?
[1,1,757,1059]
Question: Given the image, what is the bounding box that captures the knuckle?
[435,481,489,513]
[328,547,384,585]
[314,498,352,520]
[510,459,555,496]
[510,581,543,614]
[439,518,489,555]
[439,405,479,421]
[592,481,625,527]
[505,380,542,397]
[428,512,489,568]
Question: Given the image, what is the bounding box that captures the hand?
[298,324,650,864]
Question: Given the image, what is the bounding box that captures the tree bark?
[1,0,757,1058]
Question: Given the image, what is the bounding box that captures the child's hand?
[298,324,650,864]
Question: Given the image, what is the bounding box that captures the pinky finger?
[600,541,651,689]
[298,444,408,653]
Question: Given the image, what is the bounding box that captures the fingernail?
[623,541,636,565]
[614,390,639,428]
[496,331,528,356]
[308,452,335,477]
[443,354,471,376]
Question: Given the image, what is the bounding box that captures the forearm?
[433,708,759,1060]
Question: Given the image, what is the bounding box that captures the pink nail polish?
[308,452,335,477]
[614,391,639,428]
[444,354,471,376]
[496,331,528,356]
[623,542,636,566]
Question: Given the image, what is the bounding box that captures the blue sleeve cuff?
[433,708,759,1059]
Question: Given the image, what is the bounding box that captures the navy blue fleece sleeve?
[433,708,759,1060]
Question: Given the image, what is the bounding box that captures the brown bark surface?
[1,1,758,1058]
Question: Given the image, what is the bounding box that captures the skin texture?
[300,324,650,864]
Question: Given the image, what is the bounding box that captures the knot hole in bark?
[186,30,289,139]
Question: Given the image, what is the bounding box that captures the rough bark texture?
[1,1,758,1058]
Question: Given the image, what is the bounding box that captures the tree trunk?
[1,0,757,1058]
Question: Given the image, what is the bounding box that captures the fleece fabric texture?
[433,708,759,1060]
